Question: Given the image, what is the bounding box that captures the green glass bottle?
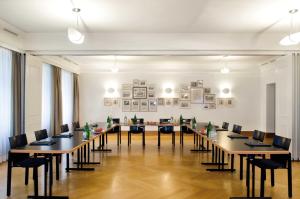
[84,122,90,139]
[180,114,183,125]
[207,121,212,137]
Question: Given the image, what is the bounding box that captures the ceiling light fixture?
[279,9,300,46]
[68,8,85,44]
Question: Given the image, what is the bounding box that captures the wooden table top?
[188,124,289,155]
[10,123,117,154]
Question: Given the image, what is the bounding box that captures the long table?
[8,123,117,199]
[186,123,292,198]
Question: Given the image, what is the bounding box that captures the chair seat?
[18,158,48,168]
[251,159,284,169]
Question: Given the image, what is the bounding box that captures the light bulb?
[68,28,85,44]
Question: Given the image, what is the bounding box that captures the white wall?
[260,55,293,139]
[79,72,261,131]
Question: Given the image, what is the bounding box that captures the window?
[61,70,74,129]
[0,47,12,163]
[41,63,54,135]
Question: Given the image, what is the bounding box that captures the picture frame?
[133,87,147,99]
[165,98,173,106]
[204,88,211,94]
[179,100,191,109]
[122,84,132,90]
[149,99,157,112]
[225,98,233,107]
[204,94,216,104]
[180,92,191,100]
[173,98,179,106]
[180,84,190,92]
[148,91,155,98]
[197,80,203,88]
[158,98,165,106]
[190,81,198,88]
[204,103,216,109]
[122,99,131,112]
[112,98,120,107]
[122,90,132,99]
[140,99,149,112]
[131,99,140,112]
[148,84,155,91]
[104,98,113,106]
[133,79,140,87]
[191,88,204,104]
[217,98,225,106]
[139,80,147,87]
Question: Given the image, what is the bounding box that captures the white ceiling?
[64,55,280,73]
[0,0,299,33]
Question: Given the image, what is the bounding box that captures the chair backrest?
[34,129,48,141]
[222,122,229,130]
[131,118,144,124]
[183,119,191,124]
[112,118,120,124]
[270,135,291,168]
[130,125,144,132]
[9,134,28,149]
[232,124,242,134]
[160,125,174,133]
[61,124,69,133]
[252,130,265,142]
[72,121,80,130]
[160,118,171,124]
[272,135,291,150]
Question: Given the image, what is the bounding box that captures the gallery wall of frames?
[103,79,233,112]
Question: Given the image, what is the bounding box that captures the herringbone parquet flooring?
[0,133,299,199]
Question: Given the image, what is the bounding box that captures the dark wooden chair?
[131,118,144,124]
[216,122,229,131]
[158,125,175,147]
[252,130,265,142]
[60,124,69,133]
[248,135,292,198]
[34,129,61,180]
[7,134,48,197]
[180,119,195,145]
[128,125,145,146]
[72,121,83,131]
[232,124,242,134]
[106,118,121,145]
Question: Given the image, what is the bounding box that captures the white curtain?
[0,47,12,163]
[42,63,54,135]
[61,70,74,129]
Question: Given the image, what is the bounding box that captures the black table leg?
[67,147,94,171]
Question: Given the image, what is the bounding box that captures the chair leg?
[25,167,29,185]
[288,154,292,198]
[271,169,275,187]
[240,155,244,180]
[44,163,48,196]
[252,163,255,197]
[260,169,265,197]
[120,130,122,144]
[106,133,108,144]
[128,132,130,146]
[172,132,175,146]
[193,133,195,144]
[56,155,59,180]
[7,159,12,196]
[158,131,160,147]
[33,167,38,196]
[143,131,145,146]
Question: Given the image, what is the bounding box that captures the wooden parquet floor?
[0,133,300,199]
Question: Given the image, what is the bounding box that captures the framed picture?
[149,99,157,112]
[217,98,225,106]
[165,98,173,106]
[148,84,155,91]
[133,79,140,87]
[122,90,132,99]
[197,80,203,88]
[190,81,198,88]
[131,100,140,112]
[173,98,179,106]
[204,88,211,94]
[139,80,147,87]
[104,98,113,106]
[204,104,216,109]
[180,92,190,100]
[112,99,120,107]
[140,99,149,112]
[122,99,131,112]
[133,87,147,99]
[191,88,204,104]
[180,84,190,92]
[148,91,155,98]
[158,98,165,106]
[122,84,132,90]
[204,94,216,104]
[225,98,233,107]
[179,100,191,109]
